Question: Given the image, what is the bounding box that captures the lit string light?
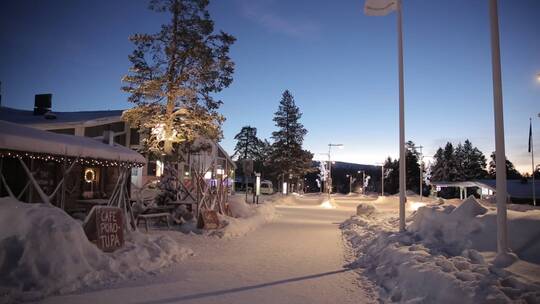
[0,150,144,168]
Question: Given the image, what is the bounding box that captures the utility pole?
[489,0,509,259]
[381,165,384,196]
[417,145,424,201]
[327,144,343,199]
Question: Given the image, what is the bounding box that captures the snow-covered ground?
[3,193,540,303]
[16,194,375,304]
[341,195,540,303]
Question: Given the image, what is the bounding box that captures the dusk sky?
[1,0,539,173]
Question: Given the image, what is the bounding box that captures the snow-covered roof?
[0,106,123,127]
[432,179,540,199]
[0,120,145,165]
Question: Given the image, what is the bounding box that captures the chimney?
[34,94,52,115]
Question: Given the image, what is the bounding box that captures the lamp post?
[358,170,365,194]
[346,174,353,194]
[327,144,343,199]
[417,145,424,201]
[376,162,384,197]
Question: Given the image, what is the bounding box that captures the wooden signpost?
[83,206,124,252]
[199,209,220,229]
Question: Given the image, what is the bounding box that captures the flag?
[364,0,398,16]
[529,120,533,153]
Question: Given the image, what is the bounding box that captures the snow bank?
[409,196,540,262]
[213,200,275,238]
[228,196,257,218]
[0,197,193,302]
[341,196,540,303]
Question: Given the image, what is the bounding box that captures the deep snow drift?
[212,194,276,238]
[0,197,194,302]
[341,195,540,303]
[0,194,276,303]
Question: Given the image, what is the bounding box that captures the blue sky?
[1,0,539,173]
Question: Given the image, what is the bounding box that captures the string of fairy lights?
[0,150,144,168]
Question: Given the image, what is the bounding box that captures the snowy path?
[40,197,375,304]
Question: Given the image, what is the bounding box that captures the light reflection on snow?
[320,200,336,209]
[409,201,426,211]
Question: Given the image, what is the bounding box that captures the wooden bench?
[136,213,170,232]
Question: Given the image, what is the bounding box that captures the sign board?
[201,210,220,229]
[83,206,124,252]
[255,173,261,196]
[243,159,254,175]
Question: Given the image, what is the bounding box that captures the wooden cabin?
[0,120,145,213]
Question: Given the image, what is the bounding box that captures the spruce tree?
[402,141,421,193]
[268,90,313,185]
[460,140,487,180]
[383,157,399,194]
[488,152,522,179]
[430,147,445,182]
[233,126,261,160]
[442,142,458,181]
[121,0,235,157]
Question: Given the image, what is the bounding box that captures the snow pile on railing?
[0,197,193,302]
[341,196,540,303]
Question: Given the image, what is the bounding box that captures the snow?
[37,193,374,304]
[341,195,540,303]
[0,106,123,126]
[3,192,540,303]
[0,197,193,303]
[0,120,145,164]
[212,195,276,238]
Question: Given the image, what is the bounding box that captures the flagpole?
[397,0,406,232]
[532,118,536,206]
[489,0,509,259]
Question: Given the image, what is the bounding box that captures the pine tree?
[405,141,421,193]
[460,140,487,180]
[442,142,458,181]
[268,90,313,184]
[431,140,487,182]
[233,126,261,160]
[121,0,235,157]
[430,147,445,182]
[488,152,522,179]
[454,143,466,181]
[383,157,399,194]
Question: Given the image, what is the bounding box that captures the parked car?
[260,180,274,195]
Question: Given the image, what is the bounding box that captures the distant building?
[431,179,540,204]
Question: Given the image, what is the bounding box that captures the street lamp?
[327,143,343,198]
[357,170,365,194]
[375,163,385,197]
[346,174,353,194]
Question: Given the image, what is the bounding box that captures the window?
[84,122,125,138]
[114,134,126,146]
[147,162,157,176]
[130,128,140,145]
